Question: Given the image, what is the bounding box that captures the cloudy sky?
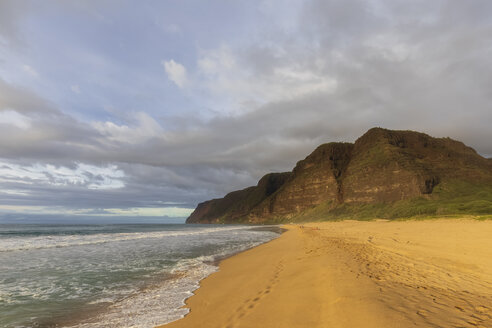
[0,0,491,222]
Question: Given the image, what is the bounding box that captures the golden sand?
[158,219,492,328]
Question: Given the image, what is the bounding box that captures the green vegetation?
[350,141,391,169]
[188,128,492,224]
[285,180,492,222]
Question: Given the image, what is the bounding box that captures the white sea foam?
[69,260,217,328]
[0,226,249,252]
[0,224,279,328]
[68,240,267,328]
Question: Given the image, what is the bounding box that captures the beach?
[159,219,492,328]
[0,224,280,328]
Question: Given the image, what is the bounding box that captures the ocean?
[0,223,280,328]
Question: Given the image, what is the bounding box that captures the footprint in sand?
[475,305,489,313]
[228,260,284,325]
[455,305,465,312]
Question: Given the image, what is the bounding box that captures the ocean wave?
[68,240,268,328]
[0,226,251,252]
[0,224,279,328]
[68,261,217,328]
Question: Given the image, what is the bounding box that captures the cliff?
[187,128,492,223]
[186,172,292,223]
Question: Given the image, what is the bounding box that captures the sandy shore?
[158,219,492,328]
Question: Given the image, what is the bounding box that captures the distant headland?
[187,128,492,223]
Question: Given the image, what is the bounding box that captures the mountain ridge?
[187,128,492,223]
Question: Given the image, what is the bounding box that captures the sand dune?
[158,219,492,328]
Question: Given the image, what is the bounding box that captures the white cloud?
[198,45,236,75]
[0,189,30,196]
[165,24,181,34]
[196,45,338,115]
[71,85,81,94]
[162,59,188,88]
[22,64,38,77]
[364,34,414,62]
[0,161,126,190]
[0,0,491,217]
[0,109,31,129]
[104,207,193,217]
[0,205,193,217]
[92,112,164,144]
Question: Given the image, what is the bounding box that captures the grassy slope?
[263,180,492,223]
[192,129,492,224]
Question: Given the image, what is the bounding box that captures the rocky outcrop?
[186,128,492,223]
[186,172,292,223]
[249,143,353,219]
[343,128,490,203]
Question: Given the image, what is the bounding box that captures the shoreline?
[157,219,492,328]
[0,224,282,328]
[68,225,283,328]
[203,225,286,267]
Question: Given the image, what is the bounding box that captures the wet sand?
[158,219,492,328]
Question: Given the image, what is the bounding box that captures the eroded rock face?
[186,128,492,223]
[186,172,292,223]
[344,129,436,203]
[251,143,353,218]
[343,128,488,203]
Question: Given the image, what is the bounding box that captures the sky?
[0,0,491,222]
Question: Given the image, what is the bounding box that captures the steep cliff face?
[186,172,292,223]
[343,128,490,203]
[344,128,439,203]
[186,128,492,223]
[250,143,353,220]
